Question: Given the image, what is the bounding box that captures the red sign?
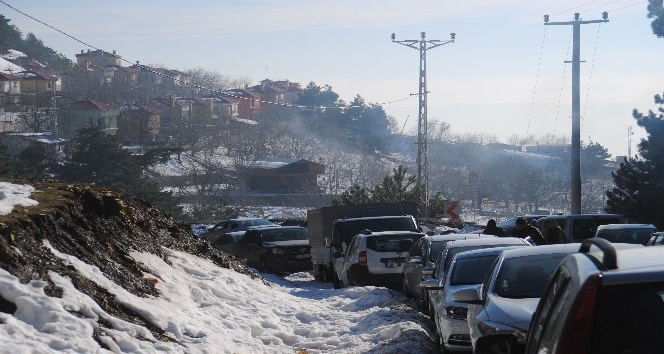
[445,201,460,220]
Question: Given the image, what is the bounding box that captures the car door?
[337,236,360,286]
[238,230,264,265]
[404,238,426,297]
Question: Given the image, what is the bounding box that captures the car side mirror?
[419,278,442,291]
[452,287,482,304]
[422,266,434,276]
[409,256,422,264]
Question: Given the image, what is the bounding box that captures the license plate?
[384,262,401,268]
[295,254,310,259]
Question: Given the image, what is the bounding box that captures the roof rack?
[579,238,618,270]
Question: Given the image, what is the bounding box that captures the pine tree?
[0,15,22,53]
[606,93,664,229]
[648,0,664,37]
[57,127,182,216]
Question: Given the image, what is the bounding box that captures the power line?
[0,0,414,111]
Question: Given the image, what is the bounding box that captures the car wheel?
[402,277,413,298]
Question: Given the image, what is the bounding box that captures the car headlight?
[445,306,468,320]
[477,321,528,343]
[271,248,286,254]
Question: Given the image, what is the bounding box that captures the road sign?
[444,201,461,220]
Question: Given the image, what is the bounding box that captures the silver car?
[453,244,604,354]
[424,246,528,353]
[421,237,530,322]
[402,233,498,301]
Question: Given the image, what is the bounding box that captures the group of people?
[482,218,566,245]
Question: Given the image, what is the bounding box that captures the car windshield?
[336,218,417,245]
[494,253,569,298]
[367,234,421,252]
[249,219,274,227]
[437,244,516,279]
[598,228,655,245]
[428,240,451,263]
[450,255,500,286]
[262,228,308,242]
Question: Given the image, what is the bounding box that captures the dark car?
[211,230,246,253]
[524,239,659,354]
[226,226,311,274]
[646,231,664,246]
[202,217,276,243]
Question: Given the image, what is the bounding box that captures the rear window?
[571,218,621,240]
[495,253,569,298]
[597,228,656,245]
[450,255,500,285]
[366,234,421,252]
[591,281,664,353]
[262,228,308,242]
[335,217,417,245]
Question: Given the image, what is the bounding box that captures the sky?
[0,182,436,353]
[2,0,663,158]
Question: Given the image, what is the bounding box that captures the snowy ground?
[0,182,437,353]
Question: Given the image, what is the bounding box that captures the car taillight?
[557,274,601,354]
[358,251,367,266]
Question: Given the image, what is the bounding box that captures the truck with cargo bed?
[307,202,418,286]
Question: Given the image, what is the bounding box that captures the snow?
[0,182,435,353]
[0,49,27,60]
[0,182,38,215]
[0,57,25,73]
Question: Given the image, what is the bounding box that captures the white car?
[335,231,425,289]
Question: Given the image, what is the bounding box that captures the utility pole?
[544,12,608,214]
[391,31,455,219]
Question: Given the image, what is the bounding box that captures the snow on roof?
[249,157,300,169]
[232,117,258,125]
[0,57,25,73]
[0,49,27,60]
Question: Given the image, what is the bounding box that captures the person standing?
[483,219,506,237]
[544,221,567,244]
[512,218,547,245]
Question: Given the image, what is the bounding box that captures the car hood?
[264,240,309,247]
[485,296,539,330]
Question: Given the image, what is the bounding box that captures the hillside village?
[0,15,624,224]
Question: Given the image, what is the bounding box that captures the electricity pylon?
[391,31,455,219]
[545,12,608,214]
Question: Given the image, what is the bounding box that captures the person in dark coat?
[544,221,567,244]
[483,219,505,237]
[512,217,547,245]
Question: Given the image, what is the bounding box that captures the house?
[75,49,122,67]
[223,89,261,118]
[57,100,119,139]
[0,72,21,109]
[117,105,160,145]
[14,70,60,94]
[132,63,190,87]
[248,79,303,105]
[243,158,325,193]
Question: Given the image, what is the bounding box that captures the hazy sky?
[3,0,662,158]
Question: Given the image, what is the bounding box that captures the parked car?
[224,225,311,274]
[525,239,658,354]
[535,213,623,243]
[453,242,639,354]
[202,218,276,243]
[334,230,425,289]
[423,246,529,353]
[422,237,531,320]
[211,230,246,253]
[594,223,657,245]
[646,231,664,246]
[402,233,500,301]
[497,215,549,237]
